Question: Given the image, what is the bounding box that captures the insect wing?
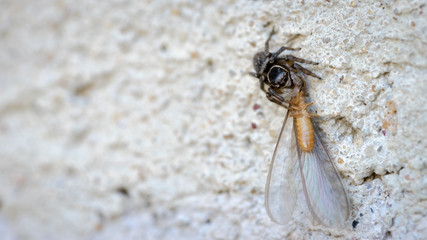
[265,111,300,224]
[297,121,350,227]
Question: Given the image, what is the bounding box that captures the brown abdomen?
[295,116,315,152]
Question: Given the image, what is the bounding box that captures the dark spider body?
[250,29,322,107]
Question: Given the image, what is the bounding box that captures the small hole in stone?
[115,186,129,197]
[352,220,359,229]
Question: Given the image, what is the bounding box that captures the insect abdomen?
[295,115,315,152]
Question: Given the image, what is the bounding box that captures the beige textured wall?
[0,0,426,239]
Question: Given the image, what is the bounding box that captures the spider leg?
[259,79,268,93]
[281,55,319,65]
[266,94,289,108]
[270,46,301,62]
[266,87,289,108]
[249,72,259,78]
[250,72,270,94]
[264,27,276,54]
[290,73,305,89]
[293,62,322,79]
[268,87,285,102]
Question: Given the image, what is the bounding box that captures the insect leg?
[293,63,322,80]
[304,102,320,117]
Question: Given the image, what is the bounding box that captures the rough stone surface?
[0,0,426,239]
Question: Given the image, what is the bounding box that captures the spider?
[250,28,322,108]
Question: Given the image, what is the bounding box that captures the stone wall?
[0,0,426,239]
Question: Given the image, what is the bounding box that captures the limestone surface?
[0,0,426,239]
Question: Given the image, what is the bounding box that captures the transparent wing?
[265,111,300,224]
[298,121,350,227]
